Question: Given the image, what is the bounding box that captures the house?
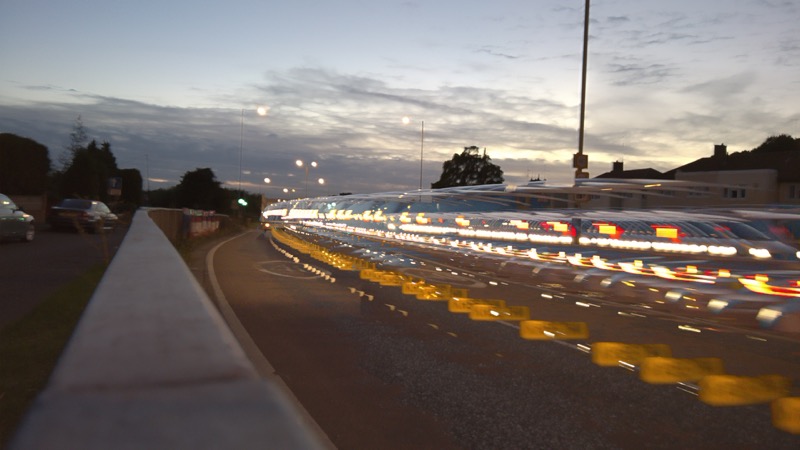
[588,139,800,208]
[594,161,668,180]
[667,143,800,205]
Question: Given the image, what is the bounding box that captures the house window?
[790,184,799,199]
[689,187,710,197]
[724,187,746,199]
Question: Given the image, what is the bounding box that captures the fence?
[146,208,229,245]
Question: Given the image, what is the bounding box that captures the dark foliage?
[175,168,228,212]
[751,134,799,153]
[61,140,119,201]
[431,146,504,189]
[0,133,51,195]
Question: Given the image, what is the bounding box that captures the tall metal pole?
[576,0,590,178]
[145,153,151,205]
[419,120,424,191]
[304,166,309,198]
[239,108,244,197]
[145,153,150,192]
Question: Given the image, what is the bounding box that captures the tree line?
[147,167,263,217]
[0,117,143,214]
[4,115,797,216]
[0,117,505,217]
[0,122,263,216]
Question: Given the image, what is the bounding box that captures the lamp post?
[295,159,318,197]
[574,0,590,180]
[239,109,244,196]
[402,116,424,191]
[261,177,271,210]
[282,187,297,200]
[239,106,269,203]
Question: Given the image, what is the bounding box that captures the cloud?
[474,46,520,60]
[606,15,630,24]
[774,37,800,67]
[680,71,758,99]
[606,61,677,86]
[0,68,590,193]
[1,42,796,196]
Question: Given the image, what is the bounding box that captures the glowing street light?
[402,116,424,191]
[295,159,318,197]
[239,105,269,202]
[260,177,272,209]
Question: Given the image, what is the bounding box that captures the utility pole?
[574,0,591,180]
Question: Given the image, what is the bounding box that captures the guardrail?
[146,207,230,245]
[10,209,325,450]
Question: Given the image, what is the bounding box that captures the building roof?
[595,137,800,183]
[595,167,669,180]
[665,149,800,182]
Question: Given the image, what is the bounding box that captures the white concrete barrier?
[10,210,326,450]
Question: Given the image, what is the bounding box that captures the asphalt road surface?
[0,227,127,331]
[193,229,800,449]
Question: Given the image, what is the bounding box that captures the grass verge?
[0,264,106,449]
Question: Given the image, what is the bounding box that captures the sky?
[1,0,799,198]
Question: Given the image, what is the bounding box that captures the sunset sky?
[2,0,798,198]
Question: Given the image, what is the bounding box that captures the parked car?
[49,198,118,233]
[0,193,35,242]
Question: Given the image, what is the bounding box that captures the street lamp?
[281,187,297,199]
[295,159,318,197]
[261,177,271,210]
[574,0,590,181]
[239,106,269,203]
[402,116,424,191]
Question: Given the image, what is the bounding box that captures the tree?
[118,168,144,207]
[0,133,51,194]
[175,168,228,211]
[431,146,504,189]
[60,115,88,170]
[61,140,119,201]
[751,134,799,153]
[49,118,142,206]
[147,187,177,208]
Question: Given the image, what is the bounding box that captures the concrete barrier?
[10,209,325,450]
[145,208,185,244]
[183,208,221,238]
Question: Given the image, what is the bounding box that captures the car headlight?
[756,307,783,323]
[748,248,771,259]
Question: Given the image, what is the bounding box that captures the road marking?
[207,231,336,450]
[255,260,320,278]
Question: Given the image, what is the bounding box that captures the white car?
[0,193,35,242]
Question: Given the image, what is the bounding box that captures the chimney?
[714,143,727,158]
[612,160,623,173]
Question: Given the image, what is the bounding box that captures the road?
[197,229,800,449]
[0,227,127,331]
